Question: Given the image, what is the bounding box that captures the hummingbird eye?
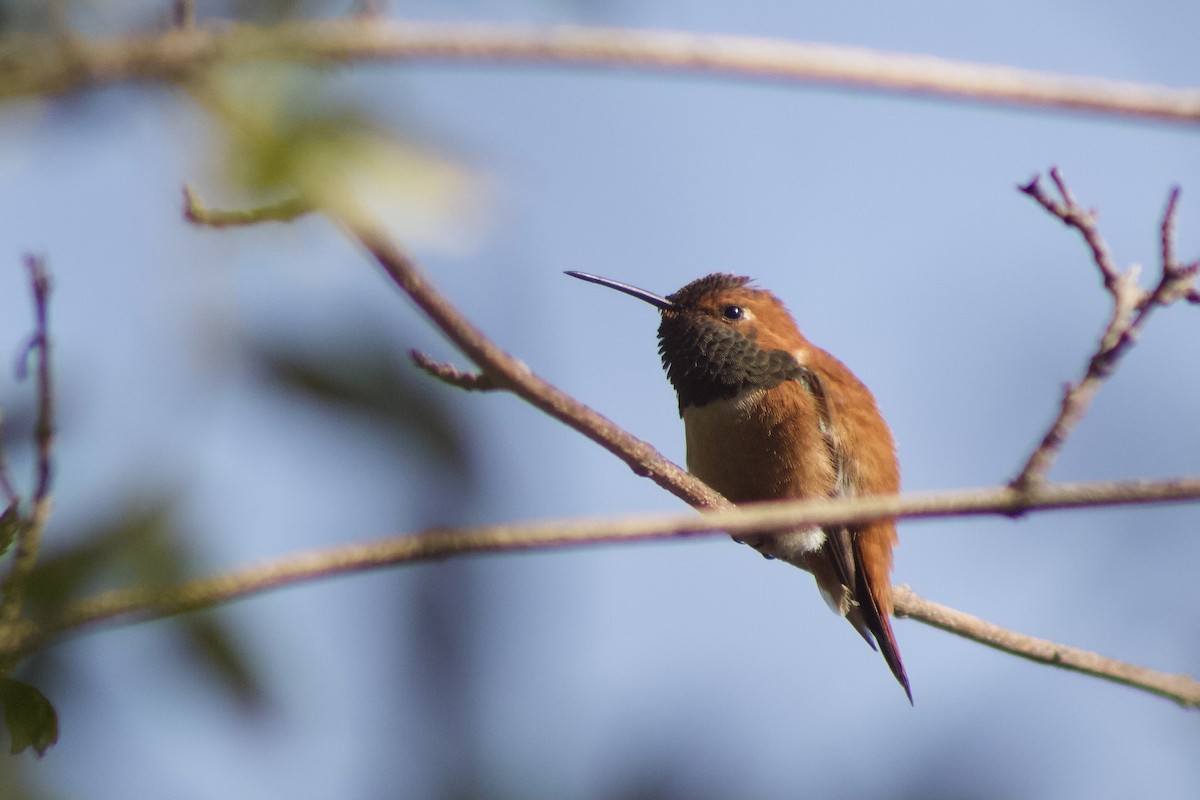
[722,304,746,321]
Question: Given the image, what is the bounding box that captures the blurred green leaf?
[247,332,473,482]
[0,678,57,757]
[178,616,263,708]
[233,106,376,197]
[194,65,486,254]
[231,0,303,24]
[0,501,18,558]
[22,501,175,613]
[22,500,266,709]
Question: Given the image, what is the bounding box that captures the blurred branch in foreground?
[0,18,1197,123]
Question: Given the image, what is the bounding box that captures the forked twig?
[1156,187,1200,305]
[1013,169,1197,487]
[0,257,57,630]
[409,351,499,392]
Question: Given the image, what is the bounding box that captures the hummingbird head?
[566,271,808,412]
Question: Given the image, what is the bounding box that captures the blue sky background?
[1,0,1199,797]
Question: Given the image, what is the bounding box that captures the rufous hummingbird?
[567,270,911,702]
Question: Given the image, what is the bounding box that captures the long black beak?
[564,271,677,311]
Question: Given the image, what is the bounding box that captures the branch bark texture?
[11,482,1200,706]
[2,20,1199,123]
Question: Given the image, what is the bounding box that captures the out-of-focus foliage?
[0,679,56,757]
[244,327,474,484]
[0,502,17,558]
[1,319,477,762]
[18,499,267,713]
[231,0,305,24]
[193,65,487,254]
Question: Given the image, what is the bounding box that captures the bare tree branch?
[409,351,499,392]
[1,20,1199,123]
[340,215,727,506]
[183,186,312,227]
[1155,187,1200,305]
[172,0,195,30]
[892,587,1200,708]
[24,258,54,506]
[1013,169,1197,487]
[7,477,1200,705]
[0,257,56,632]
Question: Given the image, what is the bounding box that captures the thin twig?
[1021,168,1125,293]
[7,477,1200,705]
[172,0,195,30]
[0,21,1199,123]
[0,409,17,506]
[892,587,1200,708]
[0,258,55,629]
[26,258,53,504]
[1161,186,1181,274]
[341,216,726,506]
[183,186,312,227]
[1012,170,1195,487]
[1151,187,1200,306]
[410,350,499,391]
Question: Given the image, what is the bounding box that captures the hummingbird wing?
[801,367,912,705]
[798,365,912,701]
[794,366,860,603]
